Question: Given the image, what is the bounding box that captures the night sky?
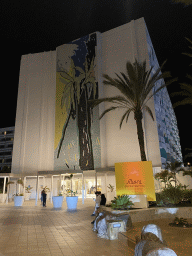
[1,0,192,163]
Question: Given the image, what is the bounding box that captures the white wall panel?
[100,17,161,167]
[12,51,56,175]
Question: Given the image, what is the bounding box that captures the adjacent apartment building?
[0,127,14,171]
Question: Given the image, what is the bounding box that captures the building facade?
[0,127,14,171]
[12,17,183,179]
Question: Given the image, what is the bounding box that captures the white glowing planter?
[52,196,64,208]
[66,196,78,210]
[14,196,24,206]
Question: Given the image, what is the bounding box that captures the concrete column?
[85,182,87,199]
[82,173,84,204]
[51,175,53,203]
[59,174,61,195]
[18,181,20,195]
[43,176,45,188]
[35,176,39,206]
[3,177,6,203]
[62,175,64,195]
[95,172,97,191]
[105,173,108,202]
[23,177,26,200]
[6,176,10,204]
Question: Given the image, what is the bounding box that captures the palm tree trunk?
[134,111,147,161]
[78,89,94,170]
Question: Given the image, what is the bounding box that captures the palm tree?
[164,161,185,187]
[75,58,97,170]
[154,169,174,189]
[89,58,178,161]
[57,59,81,158]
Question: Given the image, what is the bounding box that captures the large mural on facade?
[54,33,101,171]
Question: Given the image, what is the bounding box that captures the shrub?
[160,184,183,205]
[155,193,165,206]
[111,194,134,209]
[181,189,192,203]
[173,217,188,225]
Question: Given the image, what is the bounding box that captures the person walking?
[41,190,43,205]
[42,189,47,207]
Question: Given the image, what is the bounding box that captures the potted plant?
[25,185,33,200]
[14,193,24,206]
[52,192,64,208]
[65,174,78,210]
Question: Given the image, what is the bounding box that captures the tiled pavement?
[1,199,192,256]
[0,199,135,256]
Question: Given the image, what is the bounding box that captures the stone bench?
[103,210,133,240]
[134,224,177,256]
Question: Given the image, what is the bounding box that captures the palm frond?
[173,98,192,108]
[60,71,74,83]
[186,73,192,81]
[120,109,134,129]
[75,66,85,74]
[143,105,154,121]
[70,59,76,78]
[140,61,170,103]
[145,59,168,87]
[145,76,178,105]
[99,106,121,120]
[126,61,138,82]
[183,52,192,58]
[171,91,191,97]
[61,82,73,108]
[171,81,192,98]
[171,0,192,6]
[89,96,129,108]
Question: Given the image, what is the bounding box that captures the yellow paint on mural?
[115,161,156,201]
[96,137,100,145]
[54,72,68,150]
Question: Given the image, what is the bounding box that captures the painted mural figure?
[55,33,100,170]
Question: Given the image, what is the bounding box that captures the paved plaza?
[1,198,192,256]
[0,198,134,256]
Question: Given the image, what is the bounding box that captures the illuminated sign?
[115,161,156,201]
